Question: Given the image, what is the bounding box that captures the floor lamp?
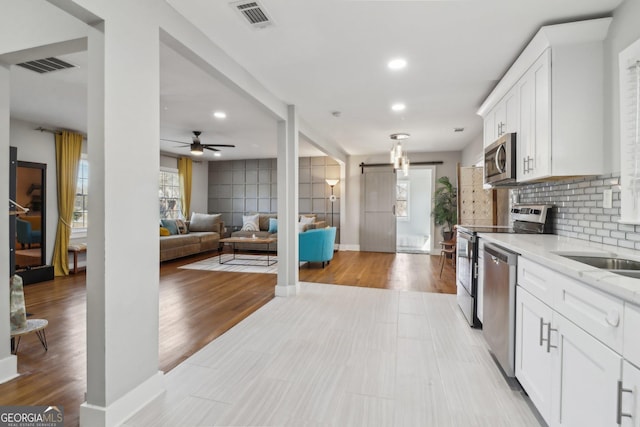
[326,179,339,227]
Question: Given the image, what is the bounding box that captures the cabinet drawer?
[554,273,624,354]
[623,303,640,367]
[519,257,624,353]
[518,257,556,306]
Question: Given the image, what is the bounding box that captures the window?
[72,158,88,230]
[159,169,182,219]
[620,37,640,223]
[396,181,409,220]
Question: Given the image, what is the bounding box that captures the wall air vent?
[231,0,273,29]
[16,57,76,74]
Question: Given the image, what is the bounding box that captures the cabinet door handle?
[539,318,545,347]
[606,310,620,327]
[617,380,633,424]
[540,322,557,353]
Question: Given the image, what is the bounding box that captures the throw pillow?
[189,212,222,232]
[299,215,315,225]
[241,214,260,231]
[160,219,179,235]
[159,227,170,236]
[175,218,188,234]
[268,218,278,233]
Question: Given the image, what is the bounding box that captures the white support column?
[80,20,163,427]
[275,105,300,297]
[0,63,18,384]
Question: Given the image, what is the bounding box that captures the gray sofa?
[229,213,325,251]
[160,215,223,262]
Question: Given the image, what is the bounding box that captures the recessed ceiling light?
[388,58,407,70]
[391,103,406,112]
[213,152,222,157]
[213,111,227,119]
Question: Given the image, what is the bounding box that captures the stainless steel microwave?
[484,133,516,185]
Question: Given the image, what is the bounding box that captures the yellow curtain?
[178,157,192,219]
[51,131,83,276]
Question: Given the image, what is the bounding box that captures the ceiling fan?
[161,131,235,156]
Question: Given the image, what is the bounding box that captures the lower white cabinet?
[516,285,623,426]
[621,361,640,426]
[551,312,621,427]
[515,286,553,424]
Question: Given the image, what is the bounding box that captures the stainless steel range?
[455,204,552,328]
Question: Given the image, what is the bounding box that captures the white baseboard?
[275,282,300,297]
[339,244,360,251]
[80,371,164,427]
[0,354,18,384]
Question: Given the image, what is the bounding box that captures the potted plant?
[432,176,458,241]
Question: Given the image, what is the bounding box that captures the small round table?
[11,319,48,354]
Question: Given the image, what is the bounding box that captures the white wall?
[191,159,208,214]
[461,133,483,167]
[343,150,461,250]
[10,119,58,264]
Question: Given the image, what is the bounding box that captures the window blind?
[619,38,640,223]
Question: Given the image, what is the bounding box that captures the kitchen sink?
[561,255,640,271]
[557,254,640,279]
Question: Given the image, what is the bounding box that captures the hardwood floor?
[0,250,455,426]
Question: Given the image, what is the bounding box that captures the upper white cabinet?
[483,87,519,148]
[478,18,612,183]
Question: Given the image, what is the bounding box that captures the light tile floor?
[124,282,542,426]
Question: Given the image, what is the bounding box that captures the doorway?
[396,167,434,254]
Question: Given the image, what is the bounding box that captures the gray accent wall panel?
[208,156,340,242]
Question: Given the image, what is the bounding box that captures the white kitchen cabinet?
[517,49,551,181]
[478,18,611,183]
[551,312,621,427]
[620,361,640,426]
[515,286,553,424]
[516,255,624,427]
[483,87,518,148]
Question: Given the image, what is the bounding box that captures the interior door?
[361,169,396,252]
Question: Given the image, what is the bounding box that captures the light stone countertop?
[477,233,640,306]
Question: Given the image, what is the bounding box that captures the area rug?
[179,254,281,274]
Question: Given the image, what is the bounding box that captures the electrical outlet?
[603,189,613,209]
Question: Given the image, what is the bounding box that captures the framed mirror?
[14,161,47,272]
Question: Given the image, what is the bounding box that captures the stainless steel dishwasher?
[483,242,518,378]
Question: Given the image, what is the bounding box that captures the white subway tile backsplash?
[516,174,639,249]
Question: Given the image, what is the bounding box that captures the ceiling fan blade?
[202,144,236,148]
[203,146,220,152]
[161,138,189,145]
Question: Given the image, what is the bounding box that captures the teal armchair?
[299,227,336,268]
[16,218,41,249]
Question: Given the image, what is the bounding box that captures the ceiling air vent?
[16,57,76,74]
[231,1,273,29]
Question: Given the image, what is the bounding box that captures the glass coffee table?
[219,237,277,267]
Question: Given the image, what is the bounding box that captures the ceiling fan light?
[190,144,204,155]
[390,133,410,140]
